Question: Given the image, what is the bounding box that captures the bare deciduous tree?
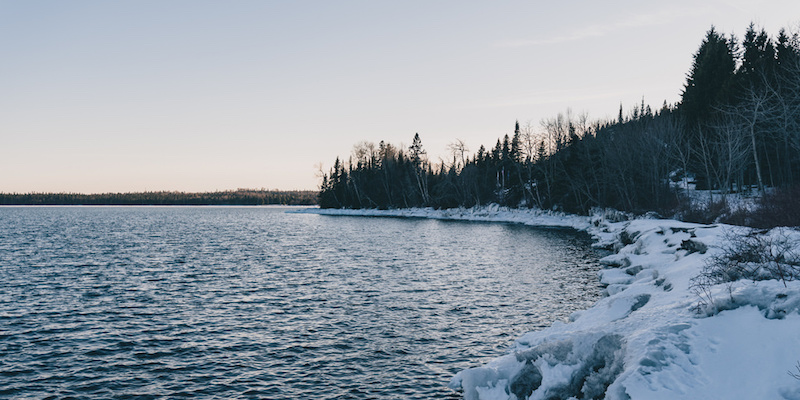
[706,111,752,196]
[447,139,469,172]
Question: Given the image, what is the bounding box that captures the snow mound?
[452,332,626,400]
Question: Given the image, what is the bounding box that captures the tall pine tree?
[680,26,736,126]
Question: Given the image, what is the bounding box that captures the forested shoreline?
[318,24,800,226]
[0,189,317,206]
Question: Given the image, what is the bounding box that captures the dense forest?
[0,189,317,206]
[319,24,800,224]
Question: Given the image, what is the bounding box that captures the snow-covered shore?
[300,206,800,399]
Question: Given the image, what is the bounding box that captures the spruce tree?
[739,23,777,88]
[409,133,425,166]
[680,26,736,126]
[776,28,800,70]
[511,123,522,164]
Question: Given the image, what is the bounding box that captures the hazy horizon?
[3,1,799,193]
[0,188,316,195]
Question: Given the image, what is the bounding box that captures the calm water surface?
[0,206,603,399]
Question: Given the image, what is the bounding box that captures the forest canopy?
[318,23,800,219]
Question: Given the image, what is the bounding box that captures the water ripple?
[0,206,603,399]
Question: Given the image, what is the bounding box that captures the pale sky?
[2,1,798,193]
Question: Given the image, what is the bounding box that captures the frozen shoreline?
[299,206,800,399]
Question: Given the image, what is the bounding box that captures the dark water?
[0,206,603,399]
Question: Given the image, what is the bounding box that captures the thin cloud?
[465,88,632,110]
[497,6,712,48]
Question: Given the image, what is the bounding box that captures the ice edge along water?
[298,206,800,400]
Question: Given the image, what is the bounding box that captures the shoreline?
[297,205,596,231]
[302,206,800,400]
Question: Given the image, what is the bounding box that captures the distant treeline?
[0,189,318,206]
[319,23,800,217]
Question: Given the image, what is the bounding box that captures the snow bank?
[296,205,596,231]
[299,206,800,399]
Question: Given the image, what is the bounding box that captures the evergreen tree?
[409,133,425,166]
[776,28,800,69]
[680,26,736,126]
[318,23,800,214]
[408,133,430,205]
[511,122,522,163]
[738,23,777,88]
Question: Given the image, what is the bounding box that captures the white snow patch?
[297,206,800,399]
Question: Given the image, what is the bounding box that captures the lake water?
[0,206,603,399]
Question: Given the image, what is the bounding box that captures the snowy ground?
[299,206,800,399]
